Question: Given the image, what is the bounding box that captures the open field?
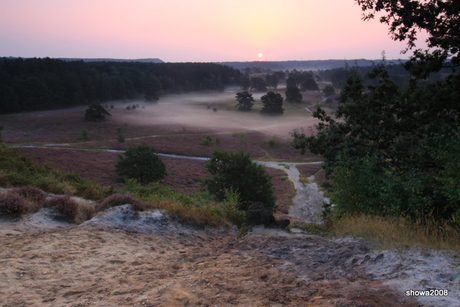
[0,89,323,210]
[0,90,322,160]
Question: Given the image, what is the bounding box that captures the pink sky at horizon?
[0,0,426,62]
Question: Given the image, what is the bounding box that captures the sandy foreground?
[1,205,459,307]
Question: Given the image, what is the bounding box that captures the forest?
[0,58,241,113]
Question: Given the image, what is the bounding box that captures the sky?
[0,0,427,62]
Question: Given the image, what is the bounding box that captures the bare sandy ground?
[1,204,459,307]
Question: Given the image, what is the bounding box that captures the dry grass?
[330,214,460,252]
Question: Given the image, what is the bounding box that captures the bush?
[81,128,88,140]
[0,192,29,216]
[10,186,46,212]
[202,135,212,146]
[44,195,80,223]
[203,149,276,211]
[97,193,145,211]
[115,144,167,184]
[10,186,46,204]
[267,136,277,148]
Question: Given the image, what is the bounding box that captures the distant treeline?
[0,57,241,113]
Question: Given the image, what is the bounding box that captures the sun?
[257,53,263,58]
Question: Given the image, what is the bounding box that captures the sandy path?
[257,161,326,223]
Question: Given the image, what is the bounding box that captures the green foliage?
[285,85,303,103]
[144,75,162,101]
[239,74,251,91]
[265,74,279,89]
[286,71,319,91]
[260,91,284,115]
[291,64,460,222]
[267,136,277,148]
[115,143,167,184]
[219,189,246,228]
[201,135,213,146]
[358,0,459,76]
[203,149,276,211]
[81,128,88,140]
[250,77,267,92]
[117,134,125,143]
[0,147,104,200]
[0,58,241,114]
[322,85,335,96]
[85,102,111,121]
[235,91,255,111]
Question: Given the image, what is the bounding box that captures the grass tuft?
[97,193,145,211]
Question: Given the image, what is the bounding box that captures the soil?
[1,204,459,307]
[0,205,422,307]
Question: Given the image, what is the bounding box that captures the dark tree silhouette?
[260,92,284,114]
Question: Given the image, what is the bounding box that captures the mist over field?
[114,89,320,139]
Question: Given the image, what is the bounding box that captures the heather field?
[0,90,324,210]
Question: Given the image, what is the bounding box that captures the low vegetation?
[0,147,104,200]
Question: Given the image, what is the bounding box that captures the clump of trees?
[285,85,303,103]
[250,77,267,92]
[0,59,241,114]
[203,149,276,211]
[260,92,284,115]
[286,70,319,91]
[115,144,166,184]
[291,0,460,225]
[322,85,335,97]
[84,102,111,121]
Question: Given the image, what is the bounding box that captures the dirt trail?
[257,161,326,223]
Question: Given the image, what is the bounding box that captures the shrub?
[11,186,46,204]
[203,149,276,211]
[115,144,167,184]
[219,189,246,227]
[97,193,145,211]
[0,192,29,216]
[81,128,88,140]
[267,136,277,148]
[201,135,212,146]
[44,195,80,223]
[10,186,46,212]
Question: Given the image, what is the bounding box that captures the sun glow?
[258,53,263,58]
